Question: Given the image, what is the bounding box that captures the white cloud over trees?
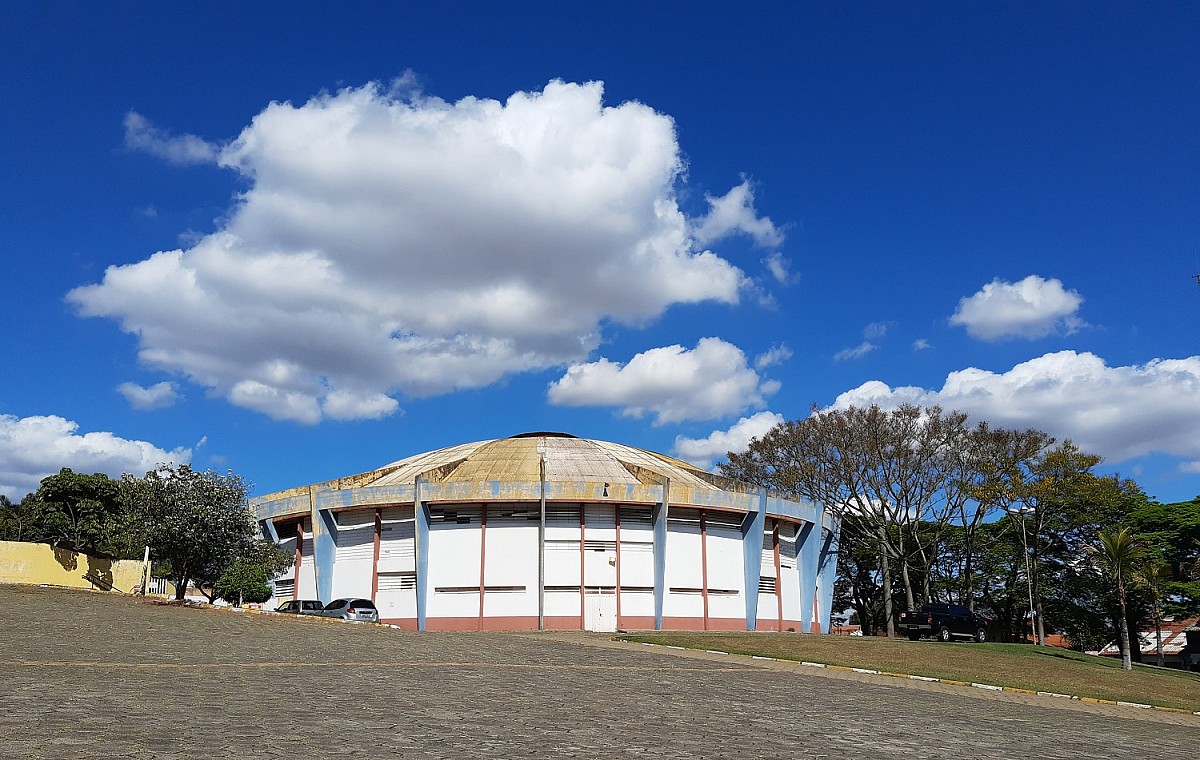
[117,381,180,410]
[674,411,785,471]
[950,275,1084,340]
[547,338,779,425]
[73,80,775,423]
[0,414,191,499]
[830,351,1200,467]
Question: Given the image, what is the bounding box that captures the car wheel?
[974,627,987,643]
[907,632,921,641]
[937,625,952,642]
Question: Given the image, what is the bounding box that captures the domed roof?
[283,432,740,496]
[354,432,724,491]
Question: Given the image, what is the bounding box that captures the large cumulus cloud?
[831,351,1200,467]
[0,414,191,500]
[71,80,765,423]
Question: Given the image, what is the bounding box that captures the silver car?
[321,598,379,623]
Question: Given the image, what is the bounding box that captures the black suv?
[898,603,988,642]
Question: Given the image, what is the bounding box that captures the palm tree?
[1136,560,1170,667]
[1089,526,1145,671]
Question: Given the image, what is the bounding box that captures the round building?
[252,432,840,633]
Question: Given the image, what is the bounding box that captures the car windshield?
[323,600,347,611]
[351,600,376,609]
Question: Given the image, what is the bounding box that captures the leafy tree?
[22,469,137,557]
[122,465,256,600]
[214,540,294,605]
[724,404,972,635]
[1088,526,1146,670]
[1125,497,1200,617]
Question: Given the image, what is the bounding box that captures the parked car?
[321,598,380,623]
[275,599,325,615]
[898,603,988,642]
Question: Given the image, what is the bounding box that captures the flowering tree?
[121,465,256,600]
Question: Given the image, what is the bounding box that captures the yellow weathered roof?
[318,433,723,491]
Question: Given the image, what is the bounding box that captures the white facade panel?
[482,521,538,618]
[778,522,801,621]
[297,519,318,599]
[619,589,655,618]
[332,509,375,600]
[545,589,581,616]
[427,506,481,618]
[665,511,703,618]
[618,540,654,589]
[583,505,616,541]
[377,506,415,573]
[705,523,745,619]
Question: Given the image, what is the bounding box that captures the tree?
[1089,526,1146,671]
[1136,560,1171,667]
[22,469,133,556]
[722,404,970,636]
[961,425,1054,615]
[1008,442,1131,645]
[121,465,256,600]
[214,541,292,606]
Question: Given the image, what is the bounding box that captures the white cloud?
[834,341,877,362]
[0,414,191,500]
[674,411,785,471]
[950,275,1084,340]
[73,80,758,422]
[123,111,219,166]
[829,351,1200,464]
[117,381,180,410]
[692,180,784,248]
[912,338,931,351]
[547,337,778,425]
[754,344,793,370]
[762,251,793,284]
[863,321,891,340]
[1180,461,1200,474]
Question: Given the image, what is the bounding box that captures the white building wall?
[618,506,655,618]
[427,505,481,618]
[583,504,617,589]
[332,509,375,600]
[544,503,582,617]
[756,521,778,623]
[665,508,703,619]
[779,521,801,622]
[297,519,318,600]
[705,517,745,620]
[376,506,415,619]
[482,504,539,619]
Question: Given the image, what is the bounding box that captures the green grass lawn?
[617,631,1200,712]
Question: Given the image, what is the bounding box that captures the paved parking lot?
[1,585,1196,758]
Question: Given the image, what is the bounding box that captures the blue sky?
[3,3,1199,504]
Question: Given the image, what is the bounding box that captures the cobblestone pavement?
[1,585,1196,759]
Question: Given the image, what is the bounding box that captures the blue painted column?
[652,479,669,630]
[816,513,840,634]
[741,488,767,631]
[796,520,819,633]
[415,477,430,632]
[261,519,280,543]
[314,506,337,604]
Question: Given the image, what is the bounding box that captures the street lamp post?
[1006,506,1038,645]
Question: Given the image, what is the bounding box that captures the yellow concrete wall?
[0,541,143,592]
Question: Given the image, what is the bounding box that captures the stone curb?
[629,641,1200,718]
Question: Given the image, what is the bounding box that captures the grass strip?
[617,631,1200,712]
